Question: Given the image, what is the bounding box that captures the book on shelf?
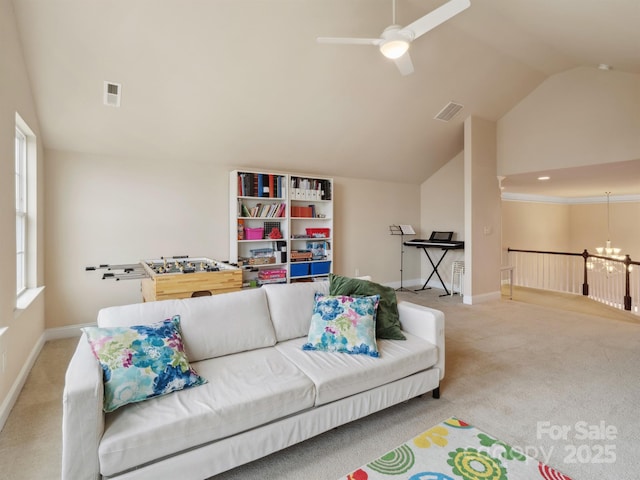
[276,175,285,198]
[258,174,265,197]
[239,202,287,218]
[257,278,287,285]
[238,172,260,197]
[258,268,287,280]
[237,172,289,198]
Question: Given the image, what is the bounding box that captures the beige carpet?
[1,287,638,479]
[507,285,640,325]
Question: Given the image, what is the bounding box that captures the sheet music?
[399,225,415,235]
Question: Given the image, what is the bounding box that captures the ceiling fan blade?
[316,37,382,46]
[394,52,414,76]
[404,0,470,39]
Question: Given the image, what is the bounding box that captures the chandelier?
[588,192,626,275]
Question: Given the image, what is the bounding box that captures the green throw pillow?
[328,273,405,340]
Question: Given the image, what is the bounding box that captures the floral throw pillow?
[83,315,206,412]
[302,293,380,357]
[329,273,405,340]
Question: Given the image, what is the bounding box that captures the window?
[15,126,27,295]
[14,112,37,304]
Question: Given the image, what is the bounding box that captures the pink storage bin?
[245,227,264,240]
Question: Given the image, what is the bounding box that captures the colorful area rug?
[343,417,573,480]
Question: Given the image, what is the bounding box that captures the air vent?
[434,101,463,122]
[103,81,121,107]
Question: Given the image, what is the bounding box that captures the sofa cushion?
[263,281,330,342]
[329,273,405,340]
[173,289,276,361]
[276,333,438,406]
[97,288,276,362]
[302,294,380,357]
[83,316,207,412]
[98,347,316,477]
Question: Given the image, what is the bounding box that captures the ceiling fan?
[317,0,470,76]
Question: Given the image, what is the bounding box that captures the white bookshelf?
[229,170,333,286]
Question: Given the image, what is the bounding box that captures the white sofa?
[62,280,445,480]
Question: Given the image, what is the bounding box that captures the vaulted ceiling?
[11,0,640,190]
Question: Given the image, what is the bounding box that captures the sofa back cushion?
[263,281,330,342]
[97,288,276,362]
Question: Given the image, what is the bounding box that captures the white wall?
[419,151,465,289]
[497,67,640,176]
[569,201,640,259]
[333,176,421,286]
[501,200,571,252]
[44,150,421,328]
[44,150,234,328]
[0,0,46,421]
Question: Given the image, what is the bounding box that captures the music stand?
[389,225,416,293]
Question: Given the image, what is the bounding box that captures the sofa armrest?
[397,301,445,380]
[62,334,104,480]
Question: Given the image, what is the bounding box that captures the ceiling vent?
[434,101,463,122]
[103,81,121,107]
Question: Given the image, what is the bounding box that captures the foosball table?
[86,256,242,302]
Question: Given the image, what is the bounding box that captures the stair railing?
[507,248,639,315]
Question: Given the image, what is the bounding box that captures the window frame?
[15,125,28,296]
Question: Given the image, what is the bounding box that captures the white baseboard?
[0,332,45,432]
[44,322,94,341]
[463,291,501,305]
[0,323,92,432]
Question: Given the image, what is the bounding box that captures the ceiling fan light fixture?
[380,39,409,59]
[317,0,468,75]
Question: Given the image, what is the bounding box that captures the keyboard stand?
[414,247,453,296]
